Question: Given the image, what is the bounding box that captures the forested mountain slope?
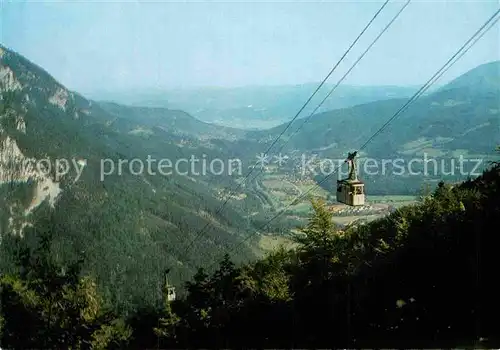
[1,153,498,348]
[0,44,259,314]
[247,61,499,158]
[97,101,245,141]
[161,160,499,348]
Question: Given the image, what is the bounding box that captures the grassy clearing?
[399,137,453,156]
[367,195,417,203]
[331,214,383,226]
[255,234,298,256]
[449,149,491,159]
[366,195,418,210]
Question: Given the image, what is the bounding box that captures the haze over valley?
[0,1,499,347]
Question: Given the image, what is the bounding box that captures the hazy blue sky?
[1,0,499,93]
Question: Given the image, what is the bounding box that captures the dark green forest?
[1,160,498,348]
[1,43,499,349]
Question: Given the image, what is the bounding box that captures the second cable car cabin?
[164,269,176,302]
[336,151,365,206]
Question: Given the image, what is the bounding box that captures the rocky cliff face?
[0,45,79,235]
[0,44,255,292]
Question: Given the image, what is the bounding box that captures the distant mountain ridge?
[248,60,500,158]
[97,101,245,140]
[87,83,419,129]
[438,60,500,93]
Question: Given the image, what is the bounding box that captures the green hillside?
[1,42,499,347]
[0,44,261,314]
[234,61,500,194]
[251,61,499,156]
[1,154,499,348]
[439,60,500,93]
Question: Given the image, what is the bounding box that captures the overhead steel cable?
[178,0,391,260]
[245,0,390,164]
[358,6,500,152]
[271,0,411,158]
[418,13,500,96]
[203,6,500,272]
[247,0,411,186]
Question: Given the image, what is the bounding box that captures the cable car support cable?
[178,0,391,261]
[203,6,500,271]
[270,0,411,159]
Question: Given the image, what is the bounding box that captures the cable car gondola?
[336,151,365,206]
[164,268,176,302]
